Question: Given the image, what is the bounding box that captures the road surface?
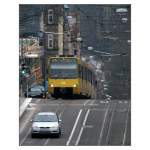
[19,98,131,146]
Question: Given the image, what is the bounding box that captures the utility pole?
[67,31,72,55]
[58,16,64,55]
[76,11,80,57]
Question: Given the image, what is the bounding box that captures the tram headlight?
[50,84,54,87]
[73,84,77,87]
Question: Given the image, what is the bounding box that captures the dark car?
[24,85,46,98]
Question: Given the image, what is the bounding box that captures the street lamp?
[88,46,93,51]
[81,56,86,62]
[104,87,108,91]
[101,79,105,83]
[89,55,94,60]
[76,37,82,42]
[76,37,82,57]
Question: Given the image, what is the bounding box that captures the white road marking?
[19,108,36,134]
[26,107,35,111]
[28,103,37,107]
[122,103,130,145]
[37,103,86,106]
[90,108,106,111]
[43,103,62,146]
[98,103,110,145]
[20,128,31,146]
[66,109,83,146]
[20,98,32,117]
[87,100,96,106]
[44,138,49,146]
[105,103,117,144]
[88,103,99,106]
[100,101,109,103]
[84,125,93,128]
[83,100,90,106]
[75,109,90,146]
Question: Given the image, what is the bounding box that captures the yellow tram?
[48,56,96,98]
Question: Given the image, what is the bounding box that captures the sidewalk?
[19,97,32,118]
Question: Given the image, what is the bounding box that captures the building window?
[48,9,53,24]
[48,34,53,49]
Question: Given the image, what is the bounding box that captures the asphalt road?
[19,98,131,146]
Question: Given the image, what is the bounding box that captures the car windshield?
[30,87,42,92]
[33,114,58,122]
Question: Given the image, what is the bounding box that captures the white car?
[31,112,62,138]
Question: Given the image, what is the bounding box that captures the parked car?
[24,85,46,98]
[31,112,62,138]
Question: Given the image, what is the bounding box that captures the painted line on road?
[20,98,32,117]
[84,125,93,128]
[105,102,117,144]
[75,109,90,146]
[83,99,91,106]
[90,108,106,111]
[66,109,83,146]
[26,107,36,111]
[43,103,63,146]
[88,103,99,106]
[20,108,36,134]
[87,100,96,106]
[100,100,109,104]
[98,102,110,145]
[20,128,31,146]
[122,103,130,145]
[28,103,37,107]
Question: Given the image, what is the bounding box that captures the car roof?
[37,112,56,116]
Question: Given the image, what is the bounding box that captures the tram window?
[85,67,87,81]
[87,70,89,81]
[79,65,81,78]
[90,71,92,83]
[86,68,88,81]
[83,67,85,80]
[80,65,82,78]
[81,66,83,79]
[83,67,86,80]
[91,73,93,84]
[87,69,89,81]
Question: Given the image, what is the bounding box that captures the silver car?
[31,112,62,138]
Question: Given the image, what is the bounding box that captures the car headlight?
[51,126,58,130]
[32,126,40,130]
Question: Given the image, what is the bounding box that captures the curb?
[19,98,32,118]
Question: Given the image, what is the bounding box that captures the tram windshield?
[50,59,78,79]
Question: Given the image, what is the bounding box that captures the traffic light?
[20,63,30,77]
